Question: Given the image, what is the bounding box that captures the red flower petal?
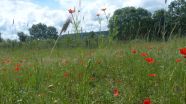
[68,8,75,14]
[63,72,69,78]
[15,67,20,72]
[179,48,186,55]
[113,88,119,97]
[141,52,148,57]
[143,98,151,104]
[148,74,156,77]
[145,57,155,64]
[176,59,182,63]
[131,49,137,54]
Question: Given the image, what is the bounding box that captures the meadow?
[0,38,186,104]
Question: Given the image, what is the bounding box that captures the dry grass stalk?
[50,17,72,56]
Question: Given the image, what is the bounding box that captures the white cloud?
[0,0,174,39]
[0,0,67,39]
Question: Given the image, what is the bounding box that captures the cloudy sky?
[0,0,174,39]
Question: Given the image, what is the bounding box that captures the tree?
[29,23,48,39]
[29,23,58,39]
[153,9,167,28]
[0,32,2,42]
[108,0,186,41]
[17,32,28,42]
[168,0,186,36]
[46,26,58,39]
[152,9,172,40]
[109,7,153,40]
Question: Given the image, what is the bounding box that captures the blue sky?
[0,0,173,39]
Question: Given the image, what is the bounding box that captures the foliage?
[109,7,152,40]
[0,32,2,42]
[168,0,186,36]
[29,23,58,40]
[109,0,186,41]
[46,26,58,39]
[152,9,170,40]
[17,32,29,42]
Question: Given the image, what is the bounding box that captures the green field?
[0,38,186,104]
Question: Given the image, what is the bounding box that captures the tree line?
[109,0,186,41]
[17,23,58,42]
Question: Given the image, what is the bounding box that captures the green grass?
[0,38,186,104]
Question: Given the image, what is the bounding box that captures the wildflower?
[63,72,69,78]
[131,49,137,54]
[148,74,156,77]
[68,8,75,14]
[179,48,186,55]
[143,98,151,104]
[176,59,182,63]
[145,57,155,64]
[141,52,148,57]
[15,67,20,72]
[113,88,119,97]
[15,63,21,72]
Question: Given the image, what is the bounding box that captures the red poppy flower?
[131,49,137,54]
[148,74,156,77]
[143,98,151,104]
[113,88,119,97]
[15,67,20,72]
[176,59,182,63]
[145,57,155,64]
[179,48,186,55]
[68,8,75,14]
[63,72,69,78]
[141,52,148,57]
